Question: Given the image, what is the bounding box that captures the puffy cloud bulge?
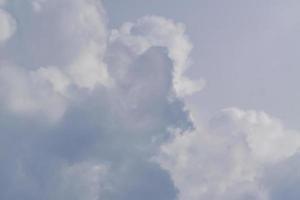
[157,108,300,200]
[0,0,299,200]
[0,0,194,199]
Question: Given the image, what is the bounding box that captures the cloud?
[0,45,188,199]
[0,65,67,121]
[0,0,194,199]
[0,0,299,200]
[156,108,300,200]
[109,15,205,97]
[0,9,16,43]
[1,1,201,121]
[0,0,111,121]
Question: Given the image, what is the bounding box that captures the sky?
[103,0,300,129]
[0,0,300,199]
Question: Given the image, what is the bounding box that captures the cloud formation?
[0,9,16,43]
[156,108,300,200]
[0,0,193,199]
[109,16,205,97]
[0,0,299,200]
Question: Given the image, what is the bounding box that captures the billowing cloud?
[0,0,193,199]
[156,108,300,200]
[0,0,201,121]
[0,0,111,121]
[109,15,205,97]
[0,0,299,200]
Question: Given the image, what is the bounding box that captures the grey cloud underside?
[1,0,300,200]
[0,1,192,199]
[0,46,185,199]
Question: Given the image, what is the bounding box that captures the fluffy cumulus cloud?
[0,0,192,199]
[0,0,299,200]
[0,0,111,121]
[109,16,205,97]
[156,108,300,200]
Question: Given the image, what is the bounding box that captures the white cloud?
[110,16,205,97]
[0,9,16,43]
[67,44,113,90]
[0,1,193,199]
[213,108,300,163]
[0,0,111,120]
[0,65,67,121]
[0,1,299,200]
[34,66,70,95]
[156,108,300,200]
[0,2,202,120]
